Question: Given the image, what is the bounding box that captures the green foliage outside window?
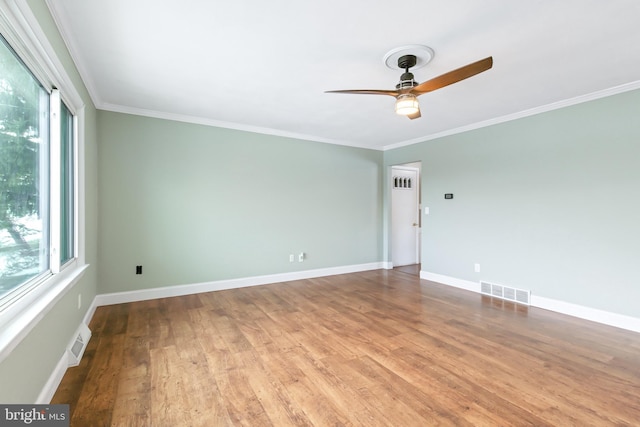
[0,35,49,296]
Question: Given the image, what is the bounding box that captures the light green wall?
[385,88,640,318]
[3,0,638,405]
[98,112,383,293]
[0,1,99,402]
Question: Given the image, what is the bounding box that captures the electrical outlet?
[289,254,294,262]
[474,263,481,273]
[298,252,304,262]
[136,265,142,274]
[77,293,82,309]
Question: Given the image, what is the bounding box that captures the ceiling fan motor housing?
[396,76,417,90]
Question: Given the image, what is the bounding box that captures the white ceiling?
[46,0,640,150]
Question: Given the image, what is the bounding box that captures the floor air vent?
[480,281,530,305]
[67,324,91,367]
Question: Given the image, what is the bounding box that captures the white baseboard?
[95,262,385,307]
[37,350,68,404]
[38,321,92,403]
[530,295,640,333]
[83,297,98,327]
[420,271,480,293]
[420,270,640,334]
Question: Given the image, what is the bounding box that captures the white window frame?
[0,0,88,362]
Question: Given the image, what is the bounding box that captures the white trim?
[0,0,53,90]
[530,295,640,334]
[49,89,61,274]
[83,291,98,327]
[420,271,480,293]
[390,165,421,266]
[36,349,68,404]
[0,0,89,363]
[420,270,640,334]
[36,319,91,403]
[44,0,99,111]
[98,102,375,150]
[95,262,385,307]
[74,107,85,265]
[103,79,640,153]
[0,264,89,363]
[0,0,84,109]
[48,0,378,152]
[383,79,640,151]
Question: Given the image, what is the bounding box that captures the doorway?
[391,164,421,269]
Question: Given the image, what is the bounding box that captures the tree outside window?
[0,36,49,297]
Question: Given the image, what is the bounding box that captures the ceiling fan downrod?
[396,55,418,90]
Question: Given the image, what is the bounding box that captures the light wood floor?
[52,269,640,426]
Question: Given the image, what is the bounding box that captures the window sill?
[0,262,89,364]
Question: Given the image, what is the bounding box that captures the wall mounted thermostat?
[444,193,454,199]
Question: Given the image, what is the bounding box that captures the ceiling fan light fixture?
[395,94,420,116]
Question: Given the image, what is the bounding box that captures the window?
[60,102,75,266]
[393,176,412,189]
[0,1,86,360]
[0,34,75,304]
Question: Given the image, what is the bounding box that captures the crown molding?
[99,102,379,150]
[383,79,640,151]
[45,0,101,109]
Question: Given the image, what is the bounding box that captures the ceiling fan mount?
[383,45,434,71]
[326,45,493,120]
[397,54,417,70]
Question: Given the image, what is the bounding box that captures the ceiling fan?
[326,53,493,120]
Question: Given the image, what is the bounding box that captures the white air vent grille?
[67,323,91,367]
[491,284,503,298]
[480,282,491,294]
[480,281,530,306]
[503,287,515,300]
[70,336,84,358]
[515,289,530,304]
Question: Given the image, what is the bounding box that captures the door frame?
[390,164,421,267]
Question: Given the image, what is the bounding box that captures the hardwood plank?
[67,334,125,426]
[110,366,151,427]
[245,363,314,426]
[52,269,640,426]
[110,313,151,426]
[257,349,351,426]
[149,346,193,426]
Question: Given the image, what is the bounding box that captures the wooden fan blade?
[407,109,421,120]
[325,89,400,97]
[411,56,493,96]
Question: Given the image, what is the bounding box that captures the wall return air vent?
[480,281,531,305]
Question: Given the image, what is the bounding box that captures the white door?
[391,166,420,267]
